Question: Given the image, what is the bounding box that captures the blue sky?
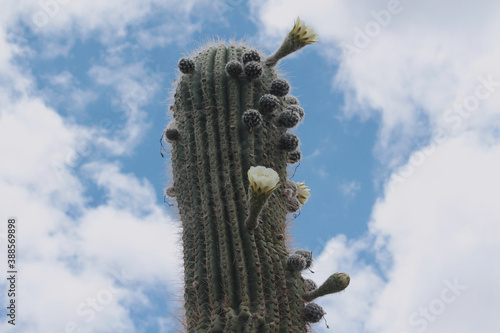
[1,1,500,332]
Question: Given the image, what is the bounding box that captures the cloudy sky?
[1,0,499,332]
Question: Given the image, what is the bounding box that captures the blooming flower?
[265,16,319,67]
[248,166,280,196]
[296,181,311,205]
[290,17,319,46]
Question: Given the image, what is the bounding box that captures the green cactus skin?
[167,24,348,331]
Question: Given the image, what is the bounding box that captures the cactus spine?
[166,18,348,332]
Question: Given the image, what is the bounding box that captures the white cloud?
[305,133,500,333]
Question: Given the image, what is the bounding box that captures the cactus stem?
[245,190,272,230]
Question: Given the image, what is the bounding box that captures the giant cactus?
[164,18,349,332]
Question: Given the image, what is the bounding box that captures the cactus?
[165,18,348,332]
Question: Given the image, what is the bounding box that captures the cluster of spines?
[167,43,347,332]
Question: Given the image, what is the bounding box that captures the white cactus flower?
[296,181,311,205]
[248,166,280,196]
[290,17,319,46]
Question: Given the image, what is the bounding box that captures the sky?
[0,0,499,332]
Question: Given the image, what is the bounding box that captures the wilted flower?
[296,181,311,205]
[248,166,280,196]
[290,17,319,46]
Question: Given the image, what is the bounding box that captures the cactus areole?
[165,17,349,332]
